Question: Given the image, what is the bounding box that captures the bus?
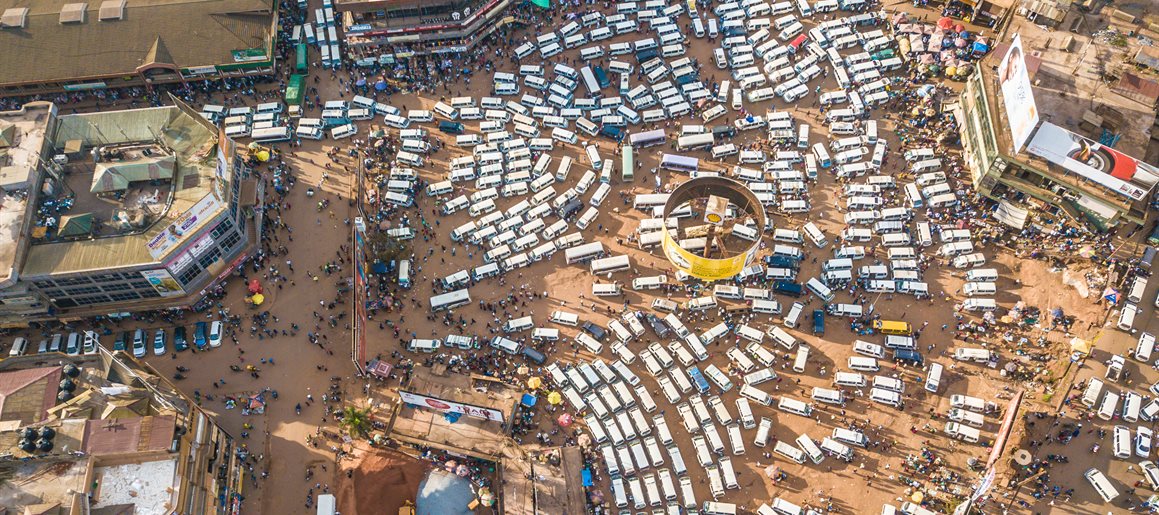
[430,289,471,311]
[580,66,603,98]
[687,366,711,393]
[285,74,306,108]
[622,145,635,182]
[593,65,611,88]
[251,126,292,143]
[295,43,308,73]
[629,129,666,148]
[872,320,912,335]
[660,154,699,173]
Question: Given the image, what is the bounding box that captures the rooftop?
[91,458,178,513]
[0,0,276,86]
[23,103,230,277]
[0,103,53,289]
[981,22,1159,210]
[0,457,89,513]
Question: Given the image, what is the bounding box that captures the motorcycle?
[176,366,189,372]
[295,403,302,415]
[173,373,186,380]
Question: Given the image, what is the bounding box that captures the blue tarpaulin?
[521,394,537,407]
[444,412,462,423]
[581,468,593,487]
[972,41,988,53]
[372,261,388,274]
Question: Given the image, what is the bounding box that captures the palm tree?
[339,406,372,437]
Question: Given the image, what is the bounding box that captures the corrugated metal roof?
[0,0,274,86]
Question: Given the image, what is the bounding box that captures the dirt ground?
[337,446,428,514]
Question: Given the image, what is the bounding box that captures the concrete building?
[339,0,520,53]
[0,348,246,514]
[0,100,263,324]
[0,0,278,97]
[957,39,1158,232]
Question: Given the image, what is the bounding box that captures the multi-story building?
[957,40,1157,231]
[0,0,278,97]
[339,0,520,52]
[0,348,246,514]
[0,100,262,324]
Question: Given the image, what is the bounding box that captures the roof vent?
[98,0,125,21]
[60,3,88,24]
[0,7,29,28]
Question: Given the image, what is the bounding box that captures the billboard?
[146,192,224,259]
[1027,122,1158,201]
[399,391,505,422]
[997,35,1039,152]
[661,228,757,281]
[140,269,186,298]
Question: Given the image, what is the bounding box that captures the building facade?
[958,63,1154,230]
[0,100,262,323]
[0,0,277,97]
[339,0,520,53]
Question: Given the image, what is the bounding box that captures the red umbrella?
[557,413,574,427]
[937,17,953,30]
[954,23,966,33]
[248,279,262,294]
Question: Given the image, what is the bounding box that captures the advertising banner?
[399,391,505,422]
[140,269,186,297]
[661,228,755,281]
[146,193,223,259]
[1027,122,1158,201]
[997,35,1039,152]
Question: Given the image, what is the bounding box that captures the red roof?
[0,366,61,424]
[83,415,176,455]
[790,35,808,49]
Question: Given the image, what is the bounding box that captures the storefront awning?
[994,200,1029,229]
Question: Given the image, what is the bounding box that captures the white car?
[1138,427,1154,459]
[209,320,223,348]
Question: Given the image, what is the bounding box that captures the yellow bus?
[873,320,912,335]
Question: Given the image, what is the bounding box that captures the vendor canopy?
[90,154,176,193]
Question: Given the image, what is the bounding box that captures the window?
[129,280,152,289]
[102,282,132,292]
[198,247,223,269]
[219,230,242,253]
[211,218,235,239]
[108,292,142,302]
[177,264,203,285]
[65,286,102,295]
[74,294,111,306]
[139,288,161,299]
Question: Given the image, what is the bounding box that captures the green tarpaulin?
[530,0,550,7]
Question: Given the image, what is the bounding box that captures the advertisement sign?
[183,66,218,76]
[997,35,1039,152]
[63,82,108,91]
[189,234,216,257]
[1027,122,1157,201]
[231,48,268,63]
[399,391,505,422]
[146,192,224,259]
[140,269,187,297]
[661,228,756,281]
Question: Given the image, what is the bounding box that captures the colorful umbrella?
[527,377,542,389]
[250,293,265,305]
[248,279,262,294]
[557,413,574,426]
[547,391,562,405]
[256,150,270,162]
[936,17,953,30]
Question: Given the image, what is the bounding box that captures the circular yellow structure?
[660,177,765,281]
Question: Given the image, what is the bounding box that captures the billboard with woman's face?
[998,35,1039,152]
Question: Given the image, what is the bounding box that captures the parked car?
[114,331,129,352]
[174,327,189,352]
[194,322,208,349]
[133,329,147,358]
[581,321,607,341]
[209,321,223,348]
[152,329,167,356]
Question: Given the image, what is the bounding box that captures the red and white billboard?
[1027,122,1159,201]
[399,391,505,422]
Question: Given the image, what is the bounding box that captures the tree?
[339,406,372,437]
